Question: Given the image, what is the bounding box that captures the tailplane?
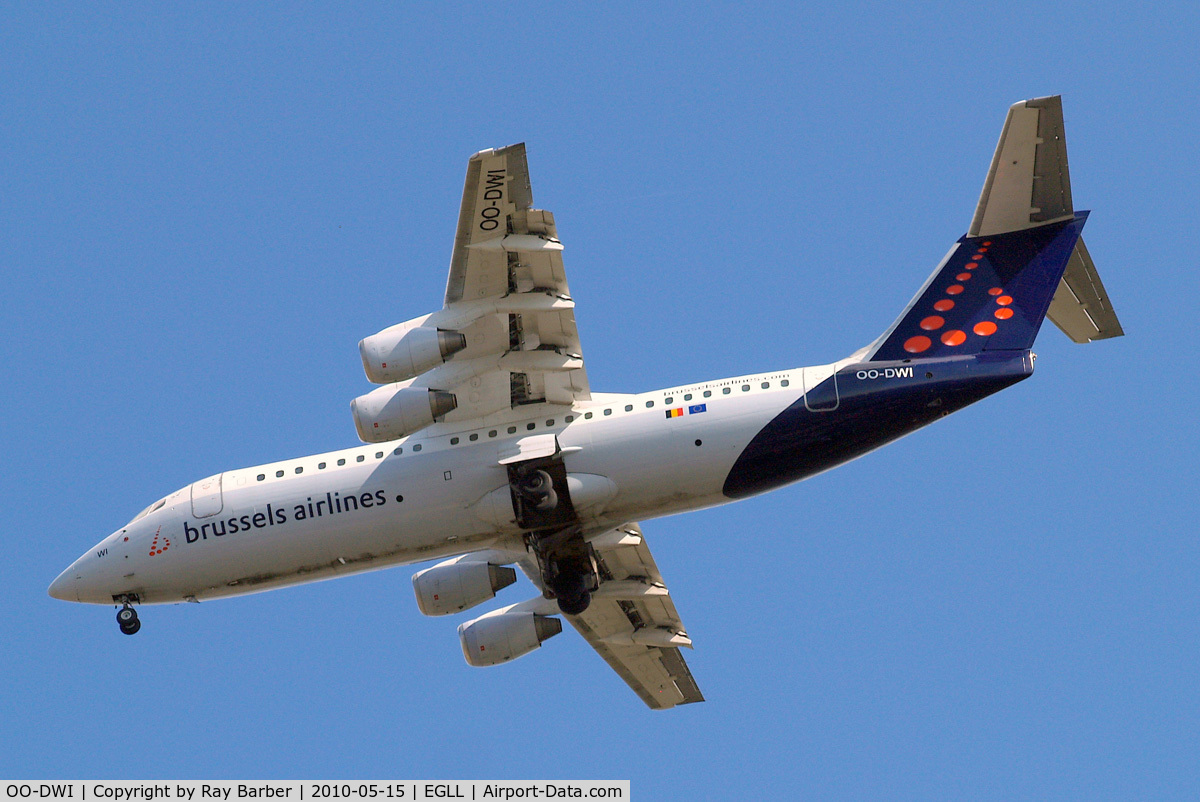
[864,96,1122,363]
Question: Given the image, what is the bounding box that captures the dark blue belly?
[722,351,1034,499]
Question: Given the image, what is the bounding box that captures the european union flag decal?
[688,404,707,414]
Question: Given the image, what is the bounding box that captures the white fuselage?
[52,363,831,606]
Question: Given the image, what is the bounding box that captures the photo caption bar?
[0,783,630,801]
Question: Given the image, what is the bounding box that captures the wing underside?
[426,144,589,422]
[519,523,704,710]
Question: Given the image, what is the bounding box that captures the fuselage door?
[190,473,224,518]
[803,367,840,412]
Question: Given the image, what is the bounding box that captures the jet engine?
[458,611,563,667]
[350,384,457,443]
[360,323,467,384]
[412,558,517,616]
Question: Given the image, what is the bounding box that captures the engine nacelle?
[350,385,457,443]
[458,611,563,667]
[412,558,517,616]
[360,323,467,384]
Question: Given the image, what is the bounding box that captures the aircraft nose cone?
[48,567,79,602]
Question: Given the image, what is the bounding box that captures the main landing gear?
[116,601,141,635]
[508,458,599,616]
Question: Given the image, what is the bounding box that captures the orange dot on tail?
[934,299,955,312]
[977,247,988,252]
[995,308,1014,320]
[946,284,964,295]
[965,262,979,269]
[941,330,966,346]
[974,321,998,336]
[982,241,992,246]
[956,272,972,281]
[904,336,932,354]
[988,287,1003,296]
[920,315,945,330]
[997,295,1013,306]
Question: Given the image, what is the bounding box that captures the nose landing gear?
[116,602,141,635]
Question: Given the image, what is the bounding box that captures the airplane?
[50,96,1122,709]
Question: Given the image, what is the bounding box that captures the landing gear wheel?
[552,571,591,616]
[518,469,558,512]
[116,604,140,635]
[557,589,591,616]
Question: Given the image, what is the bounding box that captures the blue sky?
[4,2,1199,798]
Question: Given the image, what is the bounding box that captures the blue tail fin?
[866,213,1086,362]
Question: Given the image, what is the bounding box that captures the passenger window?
[393,448,403,455]
[723,387,731,395]
[546,419,554,426]
[276,470,284,477]
[295,467,303,474]
[665,397,673,405]
[356,455,365,462]
[684,393,692,401]
[413,444,422,452]
[527,423,536,430]
[781,379,790,387]
[624,404,633,412]
[469,433,478,441]
[645,401,654,408]
[450,437,459,445]
[318,462,326,469]
[742,384,750,392]
[604,409,612,416]
[584,412,593,419]
[508,426,517,434]
[257,474,265,481]
[337,458,346,466]
[704,390,712,398]
[375,451,383,459]
[761,382,769,389]
[488,430,497,438]
[565,415,574,423]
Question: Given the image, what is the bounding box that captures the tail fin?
[864,96,1122,363]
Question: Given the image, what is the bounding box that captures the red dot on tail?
[920,316,944,330]
[904,336,932,354]
[941,330,966,346]
[997,295,1013,306]
[974,321,998,336]
[946,284,964,295]
[995,308,1014,320]
[956,273,972,281]
[934,299,955,312]
[988,287,1003,296]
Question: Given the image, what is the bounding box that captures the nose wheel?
[116,604,141,635]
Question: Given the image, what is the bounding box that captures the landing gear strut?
[507,450,599,616]
[116,602,141,635]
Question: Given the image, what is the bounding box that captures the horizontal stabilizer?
[970,96,1073,238]
[1046,236,1124,342]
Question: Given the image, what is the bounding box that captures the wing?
[520,523,704,710]
[429,144,589,421]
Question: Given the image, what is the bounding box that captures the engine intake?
[412,559,517,616]
[360,324,467,384]
[458,612,563,667]
[350,385,457,443]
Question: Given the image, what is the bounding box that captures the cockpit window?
[130,497,167,524]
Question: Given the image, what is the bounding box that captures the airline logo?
[148,526,171,557]
[665,404,707,419]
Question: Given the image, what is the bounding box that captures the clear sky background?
[4,2,1199,798]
